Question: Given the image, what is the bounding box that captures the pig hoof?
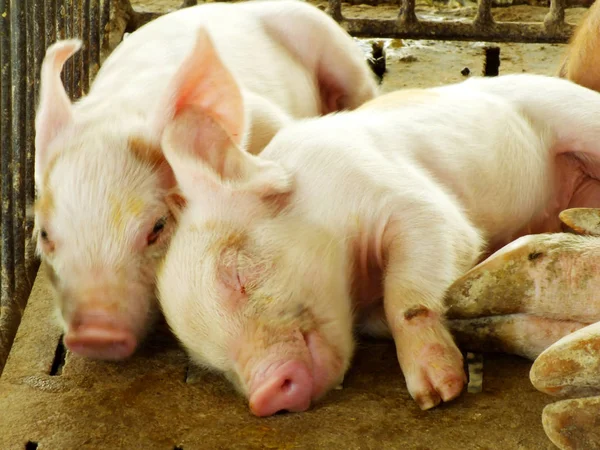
[405,343,466,409]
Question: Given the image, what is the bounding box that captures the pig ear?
[153,28,245,147]
[559,208,600,236]
[35,39,81,188]
[161,107,292,199]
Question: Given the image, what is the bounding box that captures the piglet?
[157,73,600,416]
[33,0,377,361]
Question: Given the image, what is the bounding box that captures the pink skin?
[246,332,334,416]
[484,152,600,259]
[64,309,137,360]
[235,326,344,417]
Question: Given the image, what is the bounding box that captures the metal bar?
[398,0,418,26]
[544,0,567,32]
[64,0,73,97]
[0,0,15,375]
[82,0,91,93]
[73,0,83,98]
[56,0,67,90]
[327,0,343,22]
[25,0,43,285]
[474,0,495,29]
[101,0,111,56]
[10,0,27,312]
[341,18,575,43]
[89,0,100,82]
[44,0,57,50]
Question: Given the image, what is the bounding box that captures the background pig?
[157,73,600,417]
[34,0,378,361]
[558,0,600,91]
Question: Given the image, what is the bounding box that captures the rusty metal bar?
[73,0,83,98]
[0,0,15,375]
[26,0,44,284]
[10,0,27,313]
[44,0,57,51]
[82,0,91,93]
[65,0,74,96]
[340,17,574,43]
[398,0,418,26]
[101,0,111,55]
[327,0,343,22]
[474,0,494,29]
[56,0,67,89]
[89,0,101,82]
[319,0,575,43]
[545,0,568,32]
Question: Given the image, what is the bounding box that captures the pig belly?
[484,152,600,259]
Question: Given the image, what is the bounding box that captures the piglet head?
[33,29,245,360]
[158,104,355,417]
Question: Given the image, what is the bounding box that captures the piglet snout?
[64,310,137,360]
[249,360,313,417]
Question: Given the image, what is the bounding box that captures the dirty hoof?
[404,341,466,410]
[542,396,600,450]
[531,322,600,397]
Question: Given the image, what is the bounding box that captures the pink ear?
[35,39,81,188]
[153,28,245,146]
[161,107,292,201]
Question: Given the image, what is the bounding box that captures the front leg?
[382,209,482,409]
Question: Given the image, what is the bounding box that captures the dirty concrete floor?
[1,271,559,449]
[0,1,589,449]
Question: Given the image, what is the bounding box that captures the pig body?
[157,73,600,416]
[33,0,377,360]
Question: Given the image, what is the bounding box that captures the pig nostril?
[281,378,293,393]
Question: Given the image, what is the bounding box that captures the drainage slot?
[49,336,67,376]
[483,46,500,77]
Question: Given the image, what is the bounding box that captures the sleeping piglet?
[33,0,377,360]
[157,73,600,416]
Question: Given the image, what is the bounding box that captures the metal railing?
[0,0,112,375]
[329,0,576,43]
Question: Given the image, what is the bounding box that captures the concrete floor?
[0,271,558,449]
[0,2,585,449]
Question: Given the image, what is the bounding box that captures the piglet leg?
[382,228,473,410]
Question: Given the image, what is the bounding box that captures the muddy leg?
[543,396,600,450]
[448,314,587,360]
[531,321,600,397]
[445,233,600,322]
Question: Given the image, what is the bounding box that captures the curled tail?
[559,1,600,92]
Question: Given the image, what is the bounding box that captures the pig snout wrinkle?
[248,360,313,417]
[65,310,137,360]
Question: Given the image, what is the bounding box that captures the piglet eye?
[147,217,167,246]
[40,228,49,241]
